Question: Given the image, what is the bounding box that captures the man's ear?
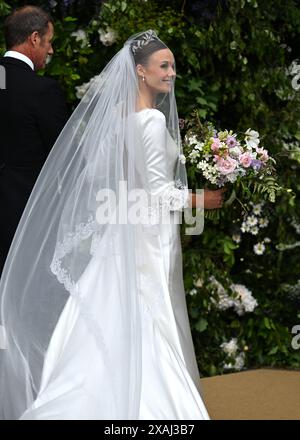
[136,64,145,79]
[28,31,40,47]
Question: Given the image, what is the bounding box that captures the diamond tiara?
[131,30,158,54]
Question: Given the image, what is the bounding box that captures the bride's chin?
[160,85,171,93]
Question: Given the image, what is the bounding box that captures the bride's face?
[139,48,176,94]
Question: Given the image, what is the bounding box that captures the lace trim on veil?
[49,216,117,389]
[50,180,189,293]
[50,215,97,294]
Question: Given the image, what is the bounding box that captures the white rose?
[245,128,260,149]
[98,27,118,46]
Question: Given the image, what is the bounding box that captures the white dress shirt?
[4,50,34,70]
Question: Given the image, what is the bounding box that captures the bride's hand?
[203,188,227,210]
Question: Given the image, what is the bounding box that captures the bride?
[0,30,224,420]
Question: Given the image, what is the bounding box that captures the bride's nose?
[169,66,176,77]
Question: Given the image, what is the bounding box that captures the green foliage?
[0,0,10,15]
[43,16,94,102]
[0,0,10,51]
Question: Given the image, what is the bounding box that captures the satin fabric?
[20,109,209,420]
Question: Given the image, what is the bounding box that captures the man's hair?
[4,5,53,49]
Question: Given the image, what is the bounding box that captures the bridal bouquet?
[183,111,279,209]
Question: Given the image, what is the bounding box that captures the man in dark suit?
[0,5,68,274]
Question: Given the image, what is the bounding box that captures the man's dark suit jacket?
[0,56,68,273]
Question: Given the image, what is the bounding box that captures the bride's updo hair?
[130,30,168,66]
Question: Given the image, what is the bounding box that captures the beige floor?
[201,368,300,420]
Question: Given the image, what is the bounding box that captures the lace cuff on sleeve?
[161,180,190,211]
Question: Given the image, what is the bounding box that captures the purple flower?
[251,159,262,170]
[217,175,227,187]
[226,136,237,148]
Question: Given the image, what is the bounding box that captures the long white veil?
[0,30,187,419]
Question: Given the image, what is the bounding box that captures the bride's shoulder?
[136,108,166,126]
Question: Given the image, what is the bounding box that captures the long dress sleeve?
[141,109,189,211]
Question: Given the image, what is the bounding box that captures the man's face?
[32,22,54,70]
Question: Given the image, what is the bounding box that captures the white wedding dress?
[20,109,209,420]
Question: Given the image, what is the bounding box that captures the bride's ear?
[136,64,145,80]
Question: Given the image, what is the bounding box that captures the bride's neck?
[136,87,156,111]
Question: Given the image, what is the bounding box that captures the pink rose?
[211,137,222,152]
[256,148,269,162]
[216,157,238,175]
[239,152,252,168]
